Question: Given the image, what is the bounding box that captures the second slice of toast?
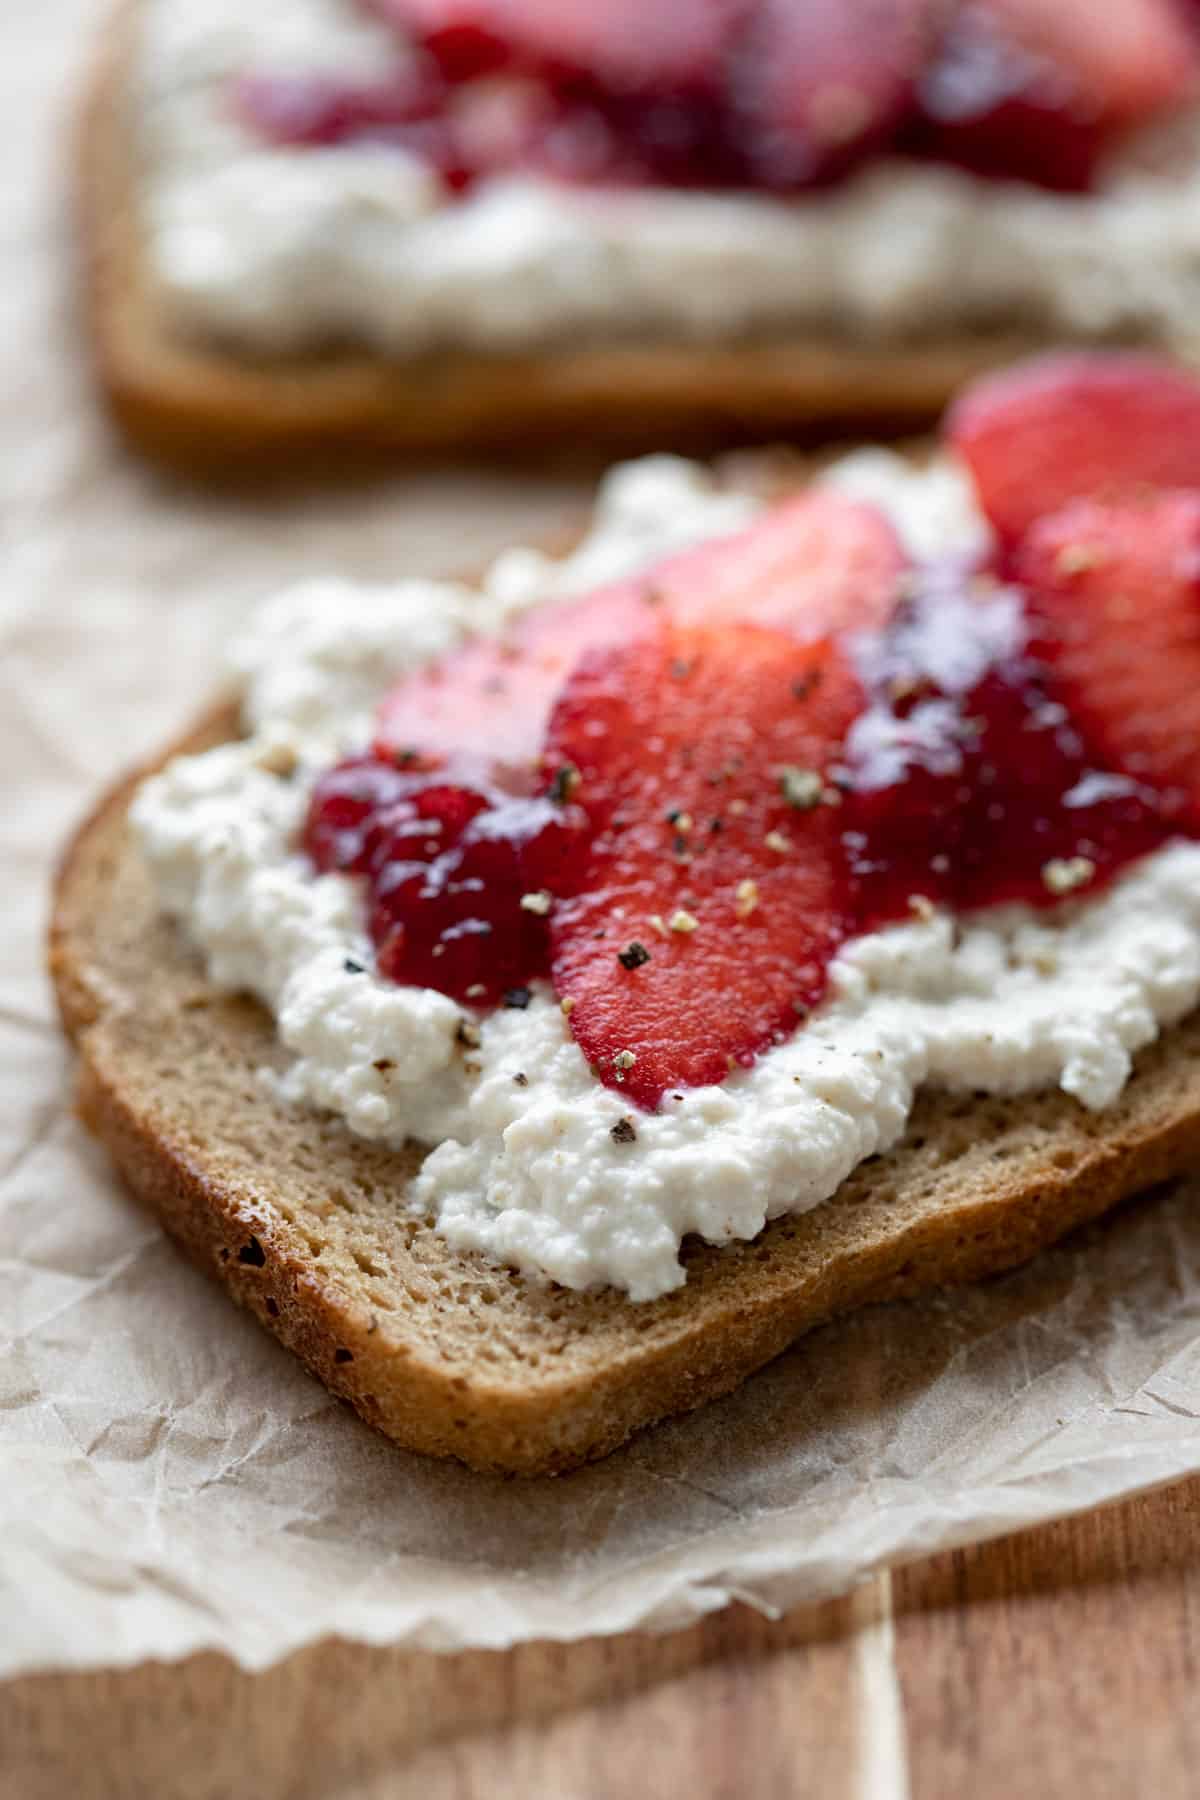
[83,0,1057,470]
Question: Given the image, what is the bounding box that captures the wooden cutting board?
[3,1475,1198,1798]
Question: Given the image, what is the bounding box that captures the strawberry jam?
[837,557,1172,927]
[303,753,587,1003]
[239,0,1199,197]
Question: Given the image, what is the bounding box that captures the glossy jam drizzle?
[837,559,1172,926]
[303,753,587,1003]
[304,555,1177,1037]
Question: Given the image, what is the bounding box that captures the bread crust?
[48,696,1200,1475]
[83,0,1060,470]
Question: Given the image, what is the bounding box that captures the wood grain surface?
[4,1478,1199,1799]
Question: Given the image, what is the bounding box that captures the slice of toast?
[49,696,1200,1475]
[83,0,1053,470]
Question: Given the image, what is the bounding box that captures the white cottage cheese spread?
[132,452,1200,1300]
[134,0,1200,357]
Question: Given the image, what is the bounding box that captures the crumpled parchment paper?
[5,0,1200,1683]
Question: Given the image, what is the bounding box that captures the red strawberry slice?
[911,0,1199,191]
[1015,491,1200,818]
[375,0,747,94]
[947,353,1200,544]
[731,0,942,188]
[544,621,863,1109]
[662,491,905,634]
[376,492,904,772]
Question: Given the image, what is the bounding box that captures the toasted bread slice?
[83,0,1057,470]
[49,695,1200,1474]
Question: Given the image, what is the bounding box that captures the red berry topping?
[302,354,1200,1110]
[305,755,588,1003]
[543,622,862,1108]
[375,492,905,770]
[732,0,940,187]
[365,0,510,82]
[376,0,748,94]
[235,62,488,189]
[300,754,435,872]
[1016,491,1200,821]
[909,0,1199,191]
[840,557,1171,923]
[948,353,1200,544]
[236,61,446,147]
[662,492,906,635]
[246,0,1199,195]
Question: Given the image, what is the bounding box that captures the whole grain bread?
[49,693,1200,1474]
[85,0,1065,471]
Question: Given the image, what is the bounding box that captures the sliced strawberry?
[1015,491,1200,819]
[947,353,1200,544]
[544,621,863,1109]
[376,0,747,94]
[376,492,904,773]
[730,0,942,188]
[377,582,651,774]
[910,0,1199,191]
[662,491,905,635]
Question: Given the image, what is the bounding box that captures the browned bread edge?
[82,0,1065,470]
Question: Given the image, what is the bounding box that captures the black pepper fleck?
[610,1118,638,1145]
[549,762,580,803]
[503,987,532,1009]
[618,941,651,970]
[343,958,365,974]
[513,1071,529,1087]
